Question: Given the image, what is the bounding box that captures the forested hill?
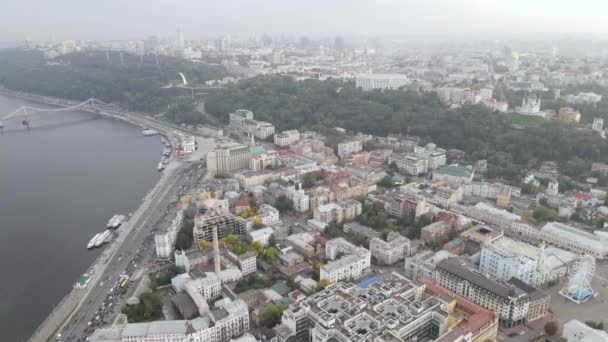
[205,75,608,180]
[0,49,227,122]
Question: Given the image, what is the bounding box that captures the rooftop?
[434,164,473,178]
[542,221,608,252]
[437,257,528,300]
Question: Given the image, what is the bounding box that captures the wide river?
[0,95,161,341]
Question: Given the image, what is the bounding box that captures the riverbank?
[0,87,210,139]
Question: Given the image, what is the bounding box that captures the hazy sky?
[2,0,608,41]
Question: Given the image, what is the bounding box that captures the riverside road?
[47,161,205,342]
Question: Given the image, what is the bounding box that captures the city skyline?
[3,0,608,42]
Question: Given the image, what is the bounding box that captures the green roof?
[434,164,473,178]
[273,297,292,308]
[271,281,291,295]
[250,146,267,155]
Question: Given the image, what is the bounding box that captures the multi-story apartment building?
[229,109,275,139]
[154,209,183,258]
[355,73,410,91]
[193,209,247,243]
[404,250,455,281]
[320,238,371,283]
[247,227,275,246]
[389,190,428,218]
[420,279,499,342]
[118,299,249,342]
[388,152,428,175]
[258,204,280,226]
[540,221,608,259]
[466,202,520,230]
[337,139,363,159]
[427,150,447,170]
[479,238,576,287]
[369,232,410,265]
[207,142,252,175]
[313,200,362,224]
[460,224,503,255]
[421,221,450,244]
[274,129,300,146]
[237,251,257,276]
[275,274,496,342]
[285,186,309,213]
[436,257,549,328]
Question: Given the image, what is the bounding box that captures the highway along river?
[0,94,161,341]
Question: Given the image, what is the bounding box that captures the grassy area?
[502,112,546,128]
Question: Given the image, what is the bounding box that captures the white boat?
[94,230,112,247]
[111,215,125,228]
[87,233,102,249]
[157,162,164,171]
[106,214,119,228]
[142,129,158,136]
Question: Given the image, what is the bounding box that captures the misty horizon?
[3,0,608,42]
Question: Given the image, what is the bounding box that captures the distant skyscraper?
[215,35,231,52]
[177,29,185,52]
[334,36,345,51]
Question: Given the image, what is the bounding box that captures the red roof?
[315,234,327,245]
[329,170,350,178]
[420,278,497,334]
[234,193,250,208]
[570,191,592,201]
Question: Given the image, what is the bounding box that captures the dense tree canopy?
[205,75,608,181]
[0,49,227,123]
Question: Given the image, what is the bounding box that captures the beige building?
[388,152,428,175]
[207,142,252,175]
[313,200,362,224]
[274,129,300,146]
[369,232,410,265]
[436,257,549,328]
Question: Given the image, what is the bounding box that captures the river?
[0,95,162,341]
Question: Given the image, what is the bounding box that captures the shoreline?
[8,88,216,342]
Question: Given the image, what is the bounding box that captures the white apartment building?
[321,238,371,283]
[229,109,275,139]
[467,202,521,230]
[479,238,576,287]
[369,232,410,265]
[238,252,257,276]
[388,153,428,176]
[427,150,447,170]
[155,210,183,258]
[247,227,275,246]
[245,120,275,140]
[286,187,310,213]
[181,136,197,154]
[274,130,301,146]
[119,299,249,342]
[480,99,509,112]
[259,204,280,226]
[313,200,362,224]
[540,221,608,259]
[337,139,363,159]
[207,142,252,175]
[172,272,222,302]
[355,73,410,91]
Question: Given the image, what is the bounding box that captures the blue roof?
[357,276,383,288]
